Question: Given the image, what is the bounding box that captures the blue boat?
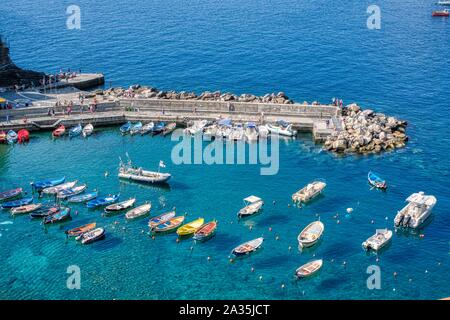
[31,176,66,191]
[69,124,82,137]
[67,191,98,203]
[43,207,71,224]
[6,130,18,144]
[30,203,60,218]
[152,121,166,135]
[129,122,143,135]
[1,197,33,209]
[86,194,119,208]
[120,121,132,134]
[368,171,387,189]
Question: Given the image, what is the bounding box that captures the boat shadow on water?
[119,179,171,192]
[88,235,122,251]
[298,238,324,254]
[364,240,393,257]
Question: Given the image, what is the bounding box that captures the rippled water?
[0,0,449,299]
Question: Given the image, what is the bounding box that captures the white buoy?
[346,208,353,214]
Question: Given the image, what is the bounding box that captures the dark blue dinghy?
[43,207,71,224]
[31,176,66,191]
[120,121,132,134]
[152,122,166,135]
[30,203,60,218]
[1,197,33,209]
[368,171,387,189]
[67,191,98,203]
[86,194,119,209]
[69,124,82,138]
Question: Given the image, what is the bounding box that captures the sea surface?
[0,0,449,300]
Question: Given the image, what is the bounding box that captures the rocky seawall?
[324,103,408,154]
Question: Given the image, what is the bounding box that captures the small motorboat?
[32,176,66,191]
[140,122,154,135]
[437,1,450,5]
[1,197,33,209]
[245,122,259,142]
[67,191,98,203]
[6,130,18,144]
[82,123,94,137]
[176,217,204,237]
[11,203,42,215]
[79,227,105,244]
[267,120,297,137]
[151,122,165,135]
[153,216,185,233]
[258,125,270,139]
[57,184,87,199]
[43,207,71,224]
[362,229,393,251]
[432,9,449,16]
[65,222,97,237]
[42,180,77,195]
[86,194,119,208]
[0,131,6,143]
[232,237,264,256]
[162,122,176,136]
[69,124,82,137]
[184,120,208,135]
[295,259,323,279]
[129,122,143,135]
[30,204,60,218]
[203,124,218,140]
[104,198,136,213]
[292,181,326,204]
[125,203,151,220]
[394,192,437,229]
[0,188,23,201]
[52,125,66,137]
[120,121,132,134]
[237,195,264,218]
[368,171,387,189]
[298,221,324,249]
[229,123,244,141]
[148,211,176,230]
[193,221,217,242]
[118,158,171,184]
[17,129,30,143]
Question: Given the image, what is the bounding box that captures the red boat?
[17,129,30,143]
[0,131,6,144]
[52,125,66,137]
[432,10,449,17]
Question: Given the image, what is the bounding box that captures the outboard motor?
[403,215,411,227]
[395,214,403,227]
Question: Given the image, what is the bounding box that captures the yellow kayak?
[177,217,204,236]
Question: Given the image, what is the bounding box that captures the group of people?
[332,97,343,108]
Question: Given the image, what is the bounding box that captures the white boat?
[203,124,218,139]
[184,120,208,135]
[42,180,78,195]
[362,229,393,251]
[245,122,259,142]
[437,1,450,5]
[229,124,244,141]
[82,123,94,137]
[125,203,151,220]
[295,259,323,278]
[104,198,136,213]
[297,221,324,249]
[57,184,87,199]
[237,195,264,218]
[232,237,264,256]
[394,192,437,229]
[258,125,270,138]
[292,181,326,204]
[267,120,297,137]
[140,122,154,135]
[118,158,171,184]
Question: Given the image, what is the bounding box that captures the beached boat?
[295,259,323,279]
[297,221,324,249]
[120,121,132,134]
[118,159,171,184]
[394,192,437,229]
[86,194,119,208]
[245,122,259,142]
[57,184,87,199]
[292,181,326,204]
[237,195,264,218]
[368,171,387,189]
[129,122,143,135]
[184,120,208,135]
[0,131,6,143]
[140,122,154,135]
[152,122,165,135]
[52,125,66,137]
[162,122,176,136]
[42,180,77,195]
[6,130,18,144]
[267,120,297,137]
[43,207,71,224]
[30,203,60,218]
[67,191,98,203]
[125,203,151,219]
[11,203,42,215]
[258,125,270,138]
[0,188,23,201]
[17,129,30,143]
[1,197,33,209]
[148,211,176,230]
[153,216,185,233]
[31,176,65,191]
[362,229,393,251]
[432,9,449,16]
[69,124,82,137]
[177,217,204,236]
[82,123,94,137]
[104,198,136,213]
[193,221,217,242]
[232,237,264,256]
[79,227,105,244]
[65,222,97,237]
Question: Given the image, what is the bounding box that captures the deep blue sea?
[0,0,449,299]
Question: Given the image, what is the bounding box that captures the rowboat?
[1,197,33,209]
[368,171,387,189]
[42,180,77,195]
[125,203,151,220]
[0,131,6,143]
[104,198,136,213]
[297,221,324,249]
[69,124,82,137]
[232,237,264,256]
[140,122,154,135]
[432,9,449,16]
[79,227,105,244]
[148,211,176,229]
[151,122,165,135]
[0,188,23,201]
[153,216,185,233]
[362,229,393,251]
[120,121,132,134]
[177,217,204,236]
[43,207,71,224]
[17,129,30,143]
[30,203,60,218]
[162,122,176,136]
[292,181,326,204]
[11,203,42,215]
[193,221,217,242]
[52,125,66,137]
[6,130,18,144]
[67,191,98,203]
[65,222,97,237]
[129,122,143,135]
[237,195,264,218]
[82,123,94,137]
[119,159,171,184]
[57,184,87,199]
[31,176,65,191]
[86,194,119,208]
[295,259,323,279]
[394,192,437,229]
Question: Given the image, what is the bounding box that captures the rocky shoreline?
[324,103,408,154]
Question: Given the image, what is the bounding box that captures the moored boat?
[193,221,217,242]
[52,125,66,137]
[140,122,154,135]
[362,229,393,251]
[295,259,323,279]
[79,227,105,244]
[69,124,82,137]
[152,121,165,135]
[31,176,65,191]
[394,192,437,229]
[432,9,449,16]
[129,122,143,135]
[66,222,97,237]
[1,197,33,209]
[176,217,204,236]
[6,130,18,144]
[119,158,171,184]
[104,198,136,213]
[162,122,176,136]
[67,191,98,203]
[184,120,208,135]
[42,180,77,195]
[82,123,94,137]
[237,195,264,218]
[57,184,87,199]
[125,203,151,220]
[437,1,450,5]
[11,203,42,215]
[148,211,176,230]
[86,194,120,208]
[0,188,23,202]
[292,180,326,204]
[267,120,297,137]
[245,122,258,142]
[17,129,30,143]
[120,121,132,134]
[232,237,264,256]
[30,203,60,218]
[153,216,185,233]
[43,207,71,224]
[368,171,387,189]
[297,221,324,249]
[0,131,6,143]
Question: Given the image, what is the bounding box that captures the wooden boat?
[151,122,165,135]
[42,180,77,195]
[394,192,437,229]
[297,221,324,249]
[177,217,204,236]
[69,124,82,137]
[17,129,30,143]
[119,159,171,184]
[140,122,154,135]
[238,195,263,218]
[193,221,217,241]
[79,227,105,244]
[432,9,449,16]
[57,184,87,199]
[6,130,18,144]
[31,176,65,191]
[153,216,185,233]
[43,207,71,224]
[52,125,66,137]
[162,122,176,136]
[86,194,119,208]
[362,229,393,251]
[0,188,23,201]
[82,123,94,137]
[148,211,176,229]
[30,204,60,218]
[125,203,151,220]
[232,237,264,256]
[1,197,33,209]
[0,130,6,143]
[104,198,136,213]
[11,203,42,215]
[120,121,132,134]
[65,222,97,237]
[295,259,323,279]
[129,122,143,135]
[67,191,98,203]
[368,171,387,189]
[292,181,326,204]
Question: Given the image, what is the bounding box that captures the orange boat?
[432,10,449,17]
[52,125,66,137]
[17,129,30,143]
[0,131,6,143]
[193,221,217,242]
[65,222,97,237]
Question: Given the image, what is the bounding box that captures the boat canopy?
[243,195,262,203]
[246,122,256,128]
[218,119,232,126]
[406,192,436,206]
[276,120,290,127]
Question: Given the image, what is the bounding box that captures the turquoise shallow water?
[0,0,449,299]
